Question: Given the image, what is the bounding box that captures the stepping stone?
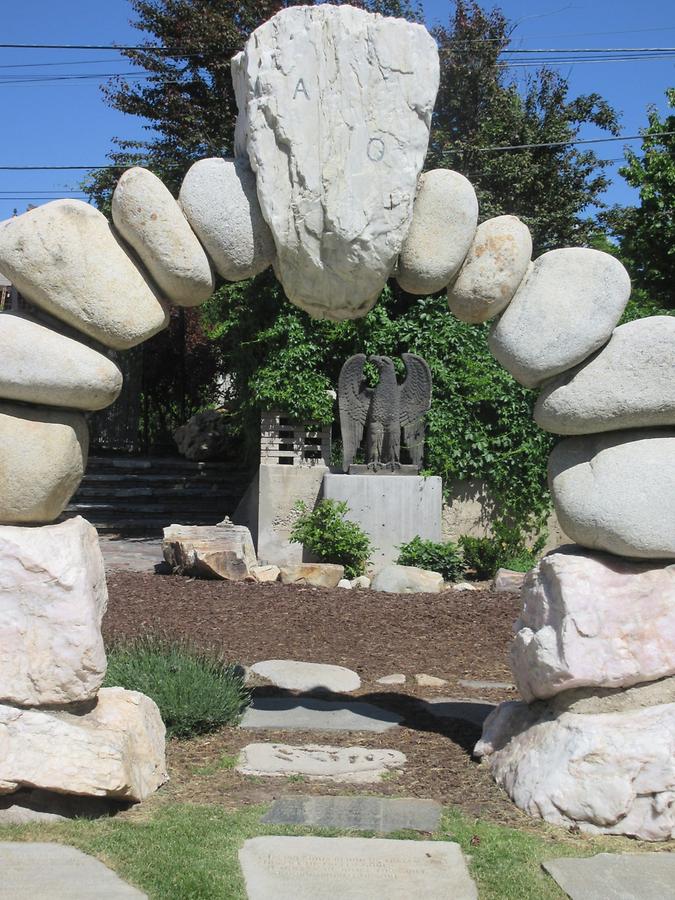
[376,674,406,685]
[262,796,442,833]
[239,836,478,900]
[237,744,405,782]
[415,674,447,688]
[542,853,675,900]
[0,843,146,898]
[240,697,401,732]
[458,679,515,691]
[250,660,361,693]
[424,698,496,727]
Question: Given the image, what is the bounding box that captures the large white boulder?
[232,4,439,319]
[488,248,631,387]
[179,157,275,282]
[512,547,675,701]
[112,167,214,307]
[0,688,167,802]
[475,699,675,841]
[0,313,122,411]
[0,518,107,706]
[163,522,257,580]
[549,430,675,559]
[447,216,532,323]
[0,403,88,524]
[396,170,478,295]
[0,200,168,349]
[535,316,675,434]
[371,564,443,594]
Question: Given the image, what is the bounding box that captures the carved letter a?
[293,78,309,100]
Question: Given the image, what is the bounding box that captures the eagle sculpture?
[338,353,432,472]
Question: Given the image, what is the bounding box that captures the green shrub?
[396,536,464,582]
[289,499,373,578]
[460,524,544,580]
[104,637,249,739]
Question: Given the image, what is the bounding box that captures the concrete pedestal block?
[322,474,442,571]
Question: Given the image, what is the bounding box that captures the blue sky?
[1,0,673,222]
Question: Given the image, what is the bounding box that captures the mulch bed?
[105,572,534,828]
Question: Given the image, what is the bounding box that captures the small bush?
[104,637,249,739]
[460,524,545,580]
[289,499,373,578]
[396,536,464,582]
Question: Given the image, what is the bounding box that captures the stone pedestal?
[322,474,442,571]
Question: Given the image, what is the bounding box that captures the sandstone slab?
[0,314,122,411]
[476,700,675,841]
[549,430,675,559]
[396,170,478,295]
[240,697,401,732]
[279,563,345,588]
[489,248,631,387]
[542,853,675,900]
[251,564,280,583]
[492,567,526,594]
[0,402,88,524]
[0,843,147,899]
[112,166,214,306]
[448,215,532,323]
[513,547,675,701]
[0,200,168,349]
[262,796,442,834]
[0,688,167,802]
[237,743,405,782]
[250,660,361,693]
[371,564,443,594]
[0,517,107,706]
[162,522,257,580]
[239,836,477,900]
[232,5,439,319]
[535,315,675,434]
[179,157,275,282]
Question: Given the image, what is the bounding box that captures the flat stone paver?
[237,744,405,782]
[240,697,401,732]
[458,679,515,691]
[262,796,442,833]
[0,843,146,899]
[99,537,163,573]
[424,698,496,727]
[542,853,675,900]
[250,660,361,693]
[239,836,477,899]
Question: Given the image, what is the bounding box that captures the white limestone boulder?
[549,430,675,559]
[0,688,167,802]
[112,166,214,307]
[179,157,275,282]
[488,248,631,388]
[475,699,675,841]
[535,316,675,434]
[396,170,478,295]
[447,216,532,323]
[0,200,168,349]
[371,564,443,594]
[0,313,122,411]
[512,547,675,702]
[163,522,257,580]
[0,518,107,706]
[0,403,88,524]
[232,4,439,319]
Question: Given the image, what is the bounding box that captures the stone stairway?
[62,455,251,535]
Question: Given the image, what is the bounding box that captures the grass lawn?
[1,800,664,899]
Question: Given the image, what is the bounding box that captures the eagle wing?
[399,353,432,467]
[338,354,371,472]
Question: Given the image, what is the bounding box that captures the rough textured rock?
[0,518,107,706]
[447,216,532,323]
[377,674,406,685]
[512,547,675,702]
[351,575,371,589]
[250,660,361,693]
[0,314,122,411]
[163,523,257,580]
[279,563,345,588]
[179,157,275,282]
[475,699,675,841]
[492,568,526,594]
[415,674,447,688]
[550,675,675,715]
[0,403,88,524]
[251,564,280,583]
[396,170,478,295]
[488,248,631,388]
[549,430,675,559]
[232,5,439,319]
[237,743,404,781]
[112,166,214,307]
[0,688,167,802]
[337,578,353,589]
[0,200,168,349]
[535,316,675,434]
[371,564,443,594]
[174,410,229,461]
